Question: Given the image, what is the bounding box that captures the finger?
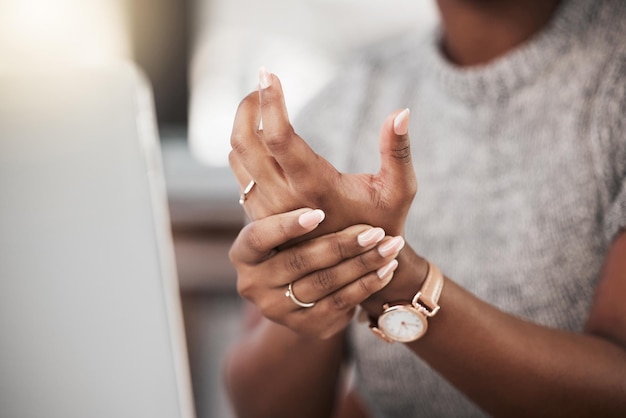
[229,208,326,264]
[230,90,280,185]
[257,67,319,178]
[228,150,253,191]
[229,151,270,221]
[322,262,398,313]
[267,224,387,287]
[293,263,398,339]
[287,235,405,308]
[377,108,417,195]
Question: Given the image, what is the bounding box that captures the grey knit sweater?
[293,0,626,416]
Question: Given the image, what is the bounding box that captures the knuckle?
[283,314,307,334]
[353,253,371,273]
[263,128,295,156]
[230,134,249,157]
[391,143,412,165]
[330,292,349,311]
[286,250,309,274]
[327,233,346,261]
[243,226,265,254]
[313,268,337,291]
[229,231,249,264]
[356,275,374,296]
[257,298,279,319]
[264,311,283,325]
[236,274,254,300]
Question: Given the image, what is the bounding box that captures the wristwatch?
[370,261,444,343]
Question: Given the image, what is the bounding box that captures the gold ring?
[285,282,315,308]
[239,180,256,205]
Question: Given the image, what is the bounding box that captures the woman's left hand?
[229,69,417,238]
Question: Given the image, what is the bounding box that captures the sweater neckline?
[423,0,596,104]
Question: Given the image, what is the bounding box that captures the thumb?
[377,108,417,195]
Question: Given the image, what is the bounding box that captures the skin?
[228,89,416,238]
[225,1,626,417]
[227,210,402,418]
[436,0,562,66]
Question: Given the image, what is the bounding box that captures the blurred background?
[0,0,436,417]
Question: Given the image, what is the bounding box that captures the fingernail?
[393,108,410,136]
[258,66,272,89]
[357,227,385,247]
[298,209,325,229]
[378,236,405,257]
[377,259,398,279]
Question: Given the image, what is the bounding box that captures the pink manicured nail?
[377,259,398,279]
[393,108,410,136]
[378,236,405,257]
[258,66,272,89]
[298,209,325,229]
[357,227,385,247]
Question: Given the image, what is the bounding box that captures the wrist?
[361,244,429,317]
[367,259,444,343]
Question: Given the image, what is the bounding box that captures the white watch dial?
[378,306,427,342]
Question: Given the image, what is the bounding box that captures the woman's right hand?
[229,208,405,339]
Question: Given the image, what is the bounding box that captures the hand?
[229,208,406,339]
[229,68,417,237]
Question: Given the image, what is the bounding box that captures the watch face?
[378,305,427,342]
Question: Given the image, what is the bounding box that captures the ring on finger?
[285,282,315,308]
[238,180,256,205]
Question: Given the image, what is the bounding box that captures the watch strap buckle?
[411,292,440,317]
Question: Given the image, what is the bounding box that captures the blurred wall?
[188,0,438,166]
[0,0,131,67]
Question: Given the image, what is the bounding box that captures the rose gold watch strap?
[414,262,444,314]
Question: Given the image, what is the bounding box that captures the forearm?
[224,316,346,418]
[416,279,626,417]
[363,255,626,417]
